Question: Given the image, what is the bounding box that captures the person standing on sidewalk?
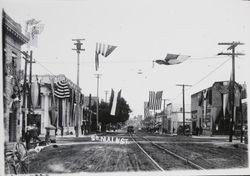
[81,122,84,135]
[25,128,32,150]
[31,124,41,143]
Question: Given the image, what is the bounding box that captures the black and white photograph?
[0,0,249,175]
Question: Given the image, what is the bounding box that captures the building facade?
[2,11,28,142]
[165,103,191,134]
[191,81,247,136]
[25,74,84,136]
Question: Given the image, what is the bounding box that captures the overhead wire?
[169,57,231,102]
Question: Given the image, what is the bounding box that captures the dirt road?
[28,131,248,174]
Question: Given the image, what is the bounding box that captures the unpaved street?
[28,132,248,174]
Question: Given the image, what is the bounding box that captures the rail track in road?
[130,133,206,171]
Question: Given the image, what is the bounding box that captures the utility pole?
[176,84,192,135]
[21,51,35,138]
[95,74,102,132]
[218,42,244,142]
[27,51,36,128]
[104,90,109,103]
[72,39,85,137]
[162,98,170,134]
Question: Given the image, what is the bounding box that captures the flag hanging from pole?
[155,53,190,66]
[110,89,121,116]
[144,102,150,119]
[95,43,117,71]
[148,91,163,110]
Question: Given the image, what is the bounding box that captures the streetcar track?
[130,134,165,171]
[137,134,206,170]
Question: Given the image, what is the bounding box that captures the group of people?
[25,124,41,150]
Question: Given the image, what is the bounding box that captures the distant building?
[164,103,191,134]
[191,81,247,136]
[2,11,28,142]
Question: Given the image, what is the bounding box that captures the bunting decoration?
[110,89,121,116]
[54,80,70,99]
[31,76,41,108]
[50,77,58,127]
[222,81,229,117]
[155,53,190,66]
[95,43,117,71]
[148,91,163,110]
[25,18,44,47]
[202,89,208,128]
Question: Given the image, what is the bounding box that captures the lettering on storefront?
[90,134,129,144]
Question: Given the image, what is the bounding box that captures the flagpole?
[95,74,102,132]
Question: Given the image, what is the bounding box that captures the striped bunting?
[54,80,70,99]
[148,91,163,110]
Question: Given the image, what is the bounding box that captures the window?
[11,52,17,75]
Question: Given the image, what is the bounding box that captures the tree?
[96,97,132,132]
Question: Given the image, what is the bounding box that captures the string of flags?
[95,43,117,71]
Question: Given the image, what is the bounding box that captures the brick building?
[2,11,28,142]
[191,81,247,136]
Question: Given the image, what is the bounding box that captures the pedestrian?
[25,128,32,150]
[196,126,199,136]
[61,126,64,136]
[31,124,41,143]
[81,123,84,135]
[200,126,203,135]
[173,127,175,134]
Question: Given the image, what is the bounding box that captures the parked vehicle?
[177,125,191,136]
[127,126,134,133]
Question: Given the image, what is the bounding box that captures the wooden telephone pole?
[218,42,244,142]
[22,51,35,138]
[176,84,192,135]
[72,39,85,137]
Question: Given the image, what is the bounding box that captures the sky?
[2,0,250,118]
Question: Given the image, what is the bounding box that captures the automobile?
[127,126,134,133]
[177,125,191,136]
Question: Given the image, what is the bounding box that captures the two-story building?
[165,103,191,134]
[2,11,28,142]
[191,81,247,136]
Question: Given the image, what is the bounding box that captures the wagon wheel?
[13,142,30,174]
[5,150,16,174]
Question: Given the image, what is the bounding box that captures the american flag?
[54,80,70,99]
[110,89,122,116]
[155,53,190,66]
[148,91,163,110]
[144,102,150,119]
[95,43,117,71]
